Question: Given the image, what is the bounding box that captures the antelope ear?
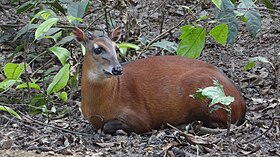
[109,26,122,42]
[73,27,86,42]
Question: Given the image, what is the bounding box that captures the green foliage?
[35,18,59,39]
[215,0,238,44]
[16,82,40,90]
[237,0,261,38]
[151,40,178,53]
[67,0,89,25]
[191,80,234,112]
[4,63,25,79]
[48,46,70,66]
[177,0,263,59]
[57,91,68,102]
[177,26,206,58]
[1,0,92,116]
[212,0,222,9]
[0,63,25,91]
[47,64,70,95]
[244,56,270,71]
[209,23,228,46]
[117,42,140,56]
[29,94,48,115]
[0,105,22,120]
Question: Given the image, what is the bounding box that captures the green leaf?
[44,1,66,15]
[209,23,228,46]
[81,44,86,55]
[57,91,68,102]
[151,40,178,52]
[57,35,74,45]
[37,28,61,40]
[69,71,77,88]
[4,63,25,79]
[0,105,22,120]
[261,0,276,19]
[35,18,59,39]
[215,0,238,44]
[48,46,70,65]
[117,42,140,50]
[117,42,140,56]
[67,0,89,25]
[238,0,261,38]
[243,56,270,71]
[16,1,34,14]
[16,82,40,90]
[212,0,222,9]
[45,31,62,43]
[0,80,17,91]
[177,26,206,59]
[47,64,70,95]
[67,16,83,24]
[192,80,235,110]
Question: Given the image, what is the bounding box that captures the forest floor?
[0,0,280,156]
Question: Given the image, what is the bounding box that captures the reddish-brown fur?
[74,27,246,134]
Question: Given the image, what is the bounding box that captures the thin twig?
[242,116,280,144]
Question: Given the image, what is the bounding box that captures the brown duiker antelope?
[73,27,246,134]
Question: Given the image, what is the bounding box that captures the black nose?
[112,65,123,75]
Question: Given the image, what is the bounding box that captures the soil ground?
[0,0,280,156]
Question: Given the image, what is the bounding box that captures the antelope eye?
[93,47,102,55]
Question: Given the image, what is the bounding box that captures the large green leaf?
[67,0,89,25]
[0,105,22,120]
[209,23,228,46]
[35,18,59,39]
[48,46,70,65]
[191,80,234,112]
[4,63,25,79]
[238,0,261,38]
[177,26,206,59]
[215,0,238,44]
[47,64,70,95]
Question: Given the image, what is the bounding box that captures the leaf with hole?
[47,64,70,95]
[35,18,59,39]
[209,23,228,46]
[192,80,234,112]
